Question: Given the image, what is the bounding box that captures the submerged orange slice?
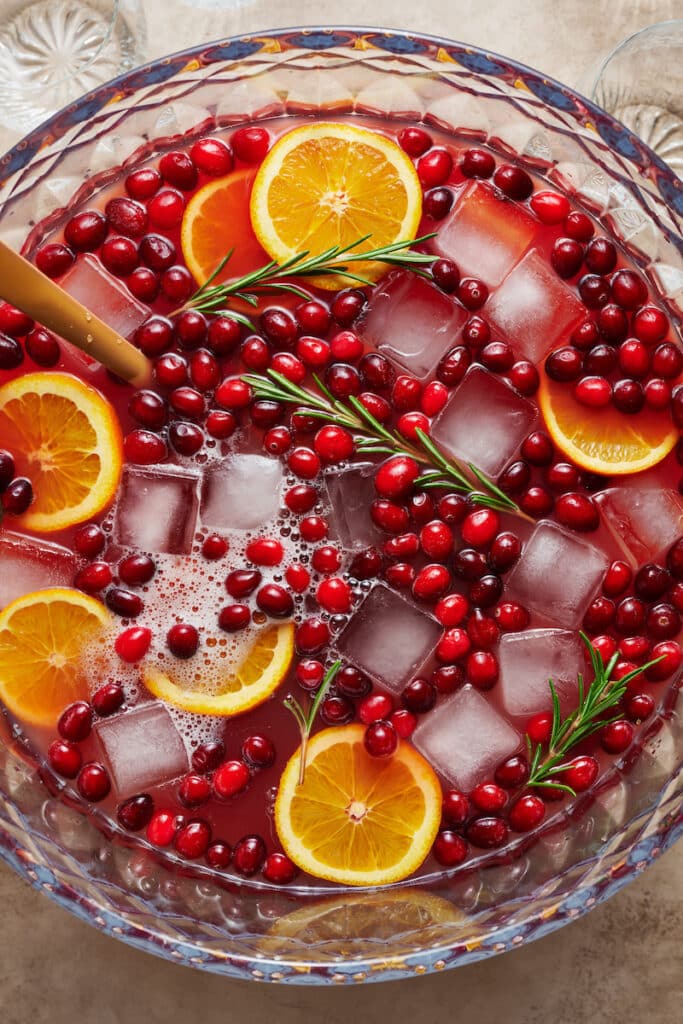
[249,122,422,289]
[0,588,109,727]
[180,167,270,286]
[539,372,678,475]
[274,725,441,887]
[142,622,294,716]
[0,372,123,532]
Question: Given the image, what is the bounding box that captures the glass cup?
[591,19,683,177]
[0,0,145,143]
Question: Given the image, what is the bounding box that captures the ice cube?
[498,628,583,717]
[200,454,283,532]
[598,486,683,563]
[322,463,381,550]
[433,181,537,287]
[431,365,537,477]
[506,520,609,629]
[93,701,189,798]
[114,465,200,555]
[412,685,520,791]
[486,249,587,363]
[0,531,77,609]
[60,254,149,341]
[335,584,441,694]
[360,270,467,379]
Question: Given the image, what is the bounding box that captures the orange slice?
[0,372,123,532]
[274,724,441,886]
[142,622,294,716]
[0,588,110,727]
[539,372,678,475]
[181,167,270,286]
[249,122,422,290]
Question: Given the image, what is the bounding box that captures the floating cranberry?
[296,300,331,337]
[128,389,167,431]
[190,136,233,175]
[579,274,610,309]
[419,520,454,562]
[437,346,470,386]
[634,563,671,600]
[614,597,646,634]
[592,634,618,662]
[282,485,315,516]
[167,623,199,659]
[520,486,554,518]
[526,710,553,744]
[77,762,111,801]
[554,492,599,532]
[74,562,112,593]
[175,820,211,859]
[647,603,681,640]
[521,431,553,466]
[35,242,74,278]
[583,596,615,632]
[311,544,341,574]
[158,150,197,190]
[286,446,320,480]
[261,307,298,348]
[436,627,471,663]
[652,342,683,379]
[613,379,645,414]
[64,210,106,251]
[118,794,154,831]
[467,816,508,848]
[22,327,59,368]
[564,211,594,241]
[424,187,454,220]
[612,269,648,310]
[646,640,682,680]
[336,665,371,699]
[412,563,451,602]
[299,515,328,542]
[105,196,147,237]
[369,499,409,535]
[509,795,546,832]
[237,735,275,770]
[233,835,267,876]
[218,604,251,633]
[545,346,583,382]
[146,810,177,847]
[264,426,291,455]
[92,682,124,716]
[135,316,173,357]
[421,380,449,417]
[458,278,488,311]
[493,163,533,200]
[262,851,297,885]
[154,352,187,389]
[57,700,92,742]
[495,755,529,789]
[467,651,499,690]
[364,719,398,758]
[551,238,583,279]
[358,694,393,725]
[256,584,294,618]
[205,841,232,870]
[190,741,225,775]
[646,379,672,411]
[48,739,82,778]
[231,126,270,163]
[313,424,354,464]
[471,782,506,814]
[398,126,432,156]
[317,577,352,614]
[460,147,495,178]
[417,148,453,188]
[509,360,539,396]
[453,548,488,580]
[584,343,617,376]
[106,588,144,619]
[433,831,468,866]
[431,664,465,694]
[169,422,203,456]
[617,338,650,379]
[139,233,176,271]
[618,635,650,661]
[401,678,437,714]
[1,477,32,515]
[530,190,570,224]
[331,288,366,327]
[626,692,655,722]
[296,335,330,369]
[489,532,521,571]
[125,167,161,200]
[147,188,185,229]
[600,720,634,754]
[562,755,599,792]
[213,760,250,799]
[441,791,469,827]
[495,601,530,631]
[321,695,354,725]
[469,576,503,609]
[480,340,514,373]
[296,659,324,693]
[225,569,262,600]
[295,618,330,654]
[178,774,211,808]
[574,375,612,408]
[633,305,669,345]
[162,265,194,303]
[498,461,531,496]
[461,508,500,550]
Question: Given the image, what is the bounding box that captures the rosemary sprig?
[242,368,522,515]
[526,633,663,796]
[284,660,342,785]
[173,233,439,323]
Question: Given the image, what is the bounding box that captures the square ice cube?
[433,181,537,286]
[431,365,537,478]
[200,454,283,532]
[93,702,189,798]
[486,249,587,363]
[0,531,77,609]
[335,584,441,694]
[413,686,520,791]
[506,520,609,629]
[114,465,200,555]
[360,270,467,379]
[598,487,683,563]
[498,628,583,717]
[60,254,149,341]
[322,463,381,550]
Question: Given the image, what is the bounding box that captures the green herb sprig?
[173,233,438,327]
[527,633,663,796]
[242,368,522,516]
[284,660,342,785]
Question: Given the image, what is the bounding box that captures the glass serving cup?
[1,27,683,984]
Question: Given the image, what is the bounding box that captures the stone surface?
[1,2,682,1020]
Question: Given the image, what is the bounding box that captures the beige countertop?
[1,1,682,1020]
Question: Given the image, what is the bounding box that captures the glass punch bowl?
[1,27,683,985]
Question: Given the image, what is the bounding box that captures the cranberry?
[125,167,161,200]
[231,126,270,163]
[433,831,468,866]
[421,380,449,417]
[600,720,634,754]
[262,426,290,456]
[336,665,371,699]
[579,274,610,309]
[64,210,106,251]
[233,835,267,876]
[495,601,530,631]
[251,399,284,431]
[466,816,508,848]
[242,735,276,769]
[481,341,514,373]
[331,289,366,327]
[295,659,324,692]
[299,516,328,543]
[618,338,650,378]
[634,563,671,600]
[286,446,320,480]
[646,640,682,680]
[146,810,177,847]
[161,265,194,303]
[562,755,599,792]
[431,664,465,694]
[551,238,583,279]
[417,148,453,188]
[260,307,298,348]
[370,500,409,535]
[498,461,531,496]
[603,560,632,597]
[154,352,187,389]
[173,311,207,352]
[311,544,341,574]
[419,521,453,562]
[262,852,297,884]
[145,189,185,231]
[592,634,618,662]
[471,782,507,814]
[77,762,111,801]
[170,385,204,420]
[0,337,22,375]
[398,126,432,156]
[105,196,147,237]
[520,486,554,518]
[35,242,74,278]
[585,344,618,376]
[437,346,471,386]
[357,694,393,726]
[48,739,82,778]
[106,588,144,619]
[296,300,331,336]
[647,602,681,640]
[509,360,540,396]
[633,306,669,345]
[646,379,672,411]
[430,257,460,295]
[372,456,418,501]
[469,576,503,609]
[442,790,470,826]
[401,678,437,714]
[190,136,233,175]
[205,318,240,358]
[612,379,645,414]
[139,233,176,271]
[191,740,225,775]
[530,190,570,224]
[424,187,454,220]
[167,623,199,659]
[213,760,250,799]
[256,584,294,618]
[458,278,488,311]
[205,842,232,869]
[391,375,421,412]
[570,320,599,351]
[218,604,251,632]
[509,795,546,832]
[128,389,166,431]
[652,342,683,379]
[207,411,239,441]
[618,636,650,662]
[296,618,330,654]
[489,532,521,572]
[521,431,553,466]
[363,719,398,758]
[169,422,203,456]
[495,755,529,789]
[564,211,595,242]
[281,485,315,517]
[467,650,499,690]
[23,327,59,366]
[2,478,33,515]
[175,820,211,859]
[358,353,393,392]
[526,710,553,744]
[436,627,471,663]
[438,493,468,524]
[158,150,197,190]
[461,509,500,550]
[57,701,92,742]
[615,597,646,634]
[583,596,615,632]
[409,491,436,526]
[117,794,154,831]
[453,548,488,580]
[313,424,354,464]
[351,547,383,581]
[320,694,354,725]
[92,683,124,716]
[492,163,532,200]
[74,562,112,594]
[412,563,451,602]
[545,346,583,381]
[135,316,173,357]
[317,577,352,614]
[612,269,647,310]
[574,375,612,408]
[554,492,599,532]
[460,147,495,177]
[245,538,284,568]
[225,570,262,600]
[626,692,655,721]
